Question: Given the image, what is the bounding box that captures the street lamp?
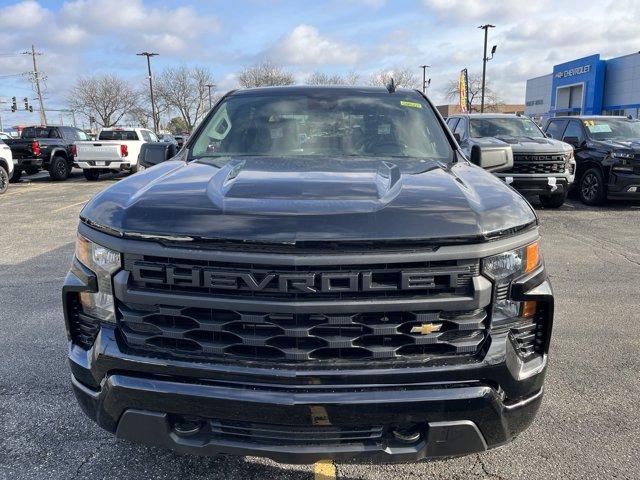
[419,65,431,94]
[205,83,216,109]
[478,24,496,113]
[137,51,159,132]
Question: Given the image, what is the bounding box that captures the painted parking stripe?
[52,198,92,213]
[314,461,336,480]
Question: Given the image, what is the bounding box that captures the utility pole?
[23,44,47,125]
[137,52,159,132]
[478,24,495,113]
[419,65,430,94]
[205,83,215,108]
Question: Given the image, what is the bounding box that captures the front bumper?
[70,358,543,464]
[497,175,570,196]
[607,171,640,199]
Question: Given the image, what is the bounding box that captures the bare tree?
[369,67,419,89]
[306,70,360,86]
[156,66,214,131]
[445,73,502,112]
[237,61,295,88]
[67,74,140,127]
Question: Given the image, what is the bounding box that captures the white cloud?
[422,0,547,23]
[269,24,360,66]
[0,0,50,29]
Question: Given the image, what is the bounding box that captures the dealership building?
[525,52,640,119]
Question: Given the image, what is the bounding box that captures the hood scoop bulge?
[206,158,404,216]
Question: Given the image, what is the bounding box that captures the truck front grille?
[504,154,566,175]
[118,305,487,363]
[117,251,489,365]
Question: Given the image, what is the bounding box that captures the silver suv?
[447,114,576,208]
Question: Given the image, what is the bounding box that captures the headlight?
[75,234,121,322]
[483,242,540,326]
[565,150,574,161]
[611,151,634,159]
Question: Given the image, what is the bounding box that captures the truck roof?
[230,85,420,97]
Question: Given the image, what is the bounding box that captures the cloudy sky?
[1,0,640,126]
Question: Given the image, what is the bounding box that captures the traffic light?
[23,97,28,111]
[29,106,33,113]
[11,97,16,112]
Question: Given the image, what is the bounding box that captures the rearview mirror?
[470,146,514,172]
[138,142,179,168]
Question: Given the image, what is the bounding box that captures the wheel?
[49,156,70,181]
[24,166,39,175]
[579,168,606,205]
[83,169,100,181]
[9,168,21,183]
[539,191,568,209]
[0,166,8,194]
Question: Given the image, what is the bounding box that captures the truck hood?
[489,136,572,154]
[80,156,536,243]
[591,138,640,150]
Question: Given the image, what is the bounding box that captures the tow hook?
[547,177,557,192]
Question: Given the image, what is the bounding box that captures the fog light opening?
[173,417,204,436]
[392,426,422,444]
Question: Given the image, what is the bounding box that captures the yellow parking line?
[52,198,91,213]
[314,461,336,480]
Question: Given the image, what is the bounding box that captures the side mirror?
[563,136,583,148]
[138,142,179,168]
[453,132,461,143]
[471,146,514,172]
[545,132,553,139]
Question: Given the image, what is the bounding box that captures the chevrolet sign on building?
[525,52,640,119]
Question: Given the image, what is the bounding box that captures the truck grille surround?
[116,251,491,366]
[504,153,567,175]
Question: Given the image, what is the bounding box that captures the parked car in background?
[544,116,640,205]
[4,125,86,182]
[159,134,178,145]
[0,139,13,194]
[73,127,159,181]
[0,132,12,140]
[447,114,575,208]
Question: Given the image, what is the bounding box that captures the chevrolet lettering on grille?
[130,262,465,293]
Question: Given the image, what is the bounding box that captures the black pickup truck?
[63,86,554,464]
[6,125,90,182]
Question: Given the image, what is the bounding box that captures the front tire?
[83,169,100,181]
[0,166,8,194]
[539,191,568,209]
[579,168,606,205]
[49,156,70,181]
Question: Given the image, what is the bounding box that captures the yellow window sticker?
[400,100,422,109]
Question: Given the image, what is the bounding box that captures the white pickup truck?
[73,127,159,181]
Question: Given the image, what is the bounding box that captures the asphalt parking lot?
[1,171,639,480]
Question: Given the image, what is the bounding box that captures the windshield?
[191,91,452,163]
[582,118,640,140]
[469,117,545,139]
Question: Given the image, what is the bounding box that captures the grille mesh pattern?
[209,420,384,445]
[118,305,487,362]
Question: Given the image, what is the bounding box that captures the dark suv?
[544,116,640,204]
[63,86,554,464]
